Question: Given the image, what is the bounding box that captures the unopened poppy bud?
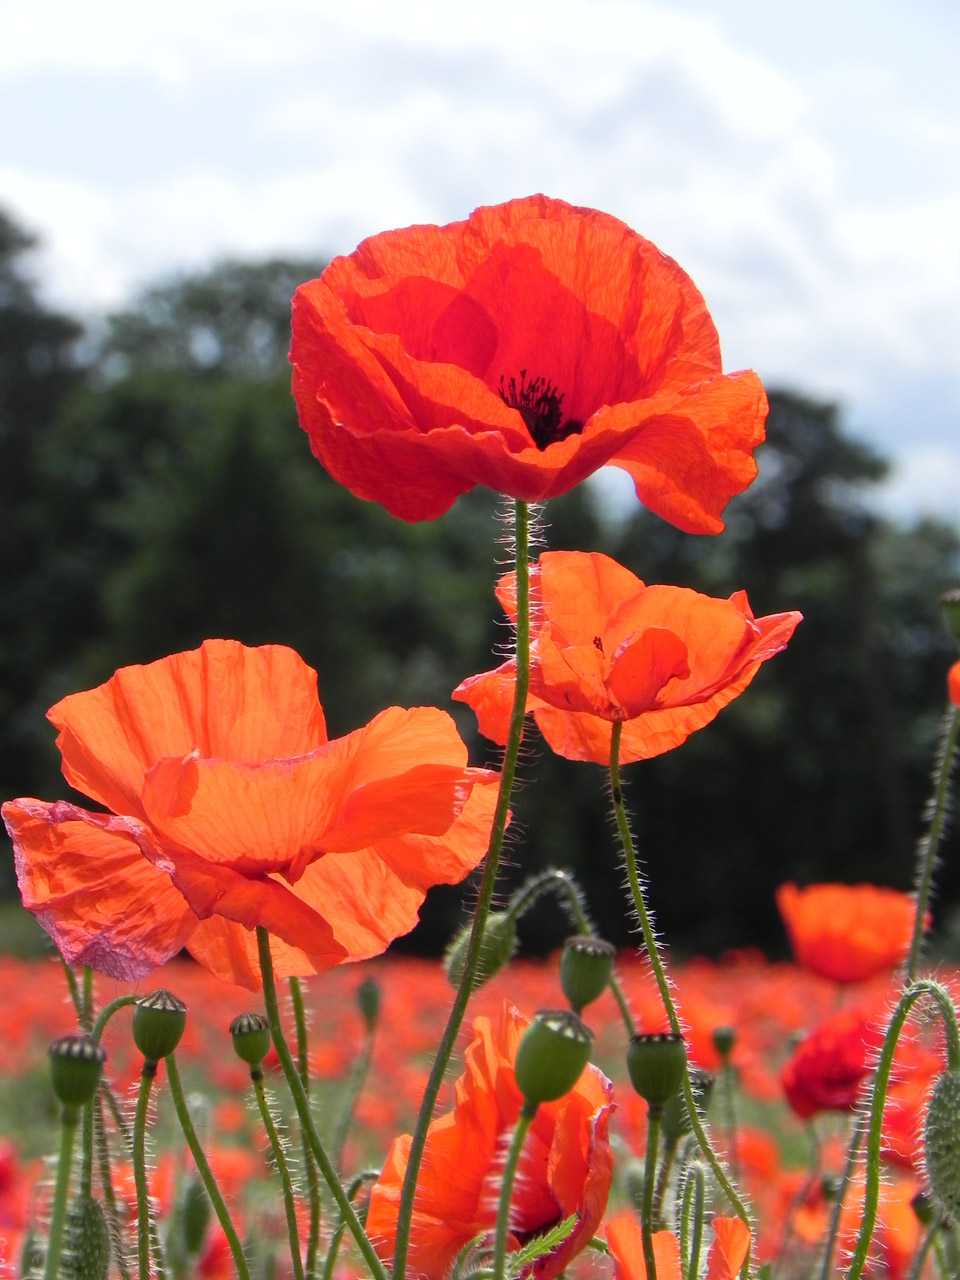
[627,1032,686,1113]
[48,1035,106,1109]
[64,1195,110,1280]
[444,911,517,991]
[942,589,960,646]
[820,1173,841,1202]
[662,1067,715,1143]
[560,935,615,1012]
[357,977,381,1031]
[514,1009,593,1108]
[925,1069,960,1218]
[181,1177,211,1256]
[911,1190,936,1226]
[229,1013,272,1068]
[712,1025,735,1059]
[133,989,187,1063]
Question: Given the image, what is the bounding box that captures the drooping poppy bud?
[514,1009,594,1109]
[560,936,615,1012]
[229,1013,272,1068]
[48,1035,106,1110]
[627,1032,687,1113]
[133,990,187,1064]
[444,911,517,991]
[924,1070,960,1218]
[662,1067,715,1143]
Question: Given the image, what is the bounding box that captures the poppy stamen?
[498,370,584,451]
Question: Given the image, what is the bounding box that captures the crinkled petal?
[705,1218,752,1280]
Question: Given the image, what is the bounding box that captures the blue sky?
[2,0,957,521]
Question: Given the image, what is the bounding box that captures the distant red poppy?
[453,551,800,765]
[949,660,960,708]
[366,1001,613,1280]
[776,883,921,984]
[291,195,767,529]
[2,640,499,989]
[606,1213,750,1280]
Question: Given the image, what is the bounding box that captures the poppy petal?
[705,1218,752,1280]
[606,1215,683,1280]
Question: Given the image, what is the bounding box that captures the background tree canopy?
[2,208,957,960]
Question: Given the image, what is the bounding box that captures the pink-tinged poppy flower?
[291,195,767,529]
[3,640,500,989]
[453,551,800,765]
[365,1001,613,1280]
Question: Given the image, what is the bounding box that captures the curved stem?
[393,497,533,1280]
[290,977,321,1280]
[167,1054,250,1280]
[908,705,960,980]
[252,1071,304,1280]
[43,1107,79,1280]
[91,994,140,1044]
[651,1135,676,1231]
[133,1067,157,1280]
[907,1217,942,1280]
[257,929,389,1280]
[493,1104,536,1280]
[641,1109,662,1280]
[609,721,750,1231]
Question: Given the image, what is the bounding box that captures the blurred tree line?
[2,207,958,959]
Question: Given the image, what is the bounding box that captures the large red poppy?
[453,551,800,765]
[776,882,922,984]
[291,195,767,529]
[2,640,500,989]
[365,1001,613,1280]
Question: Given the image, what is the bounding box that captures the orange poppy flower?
[605,1213,751,1280]
[453,551,800,765]
[949,660,960,707]
[776,882,921,983]
[365,1001,613,1280]
[2,640,500,990]
[291,195,767,529]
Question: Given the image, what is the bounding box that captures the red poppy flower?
[949,660,960,708]
[2,640,500,989]
[291,195,767,529]
[605,1213,750,1280]
[776,882,921,984]
[365,1000,613,1280]
[453,551,800,765]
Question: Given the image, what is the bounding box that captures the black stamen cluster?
[498,370,584,451]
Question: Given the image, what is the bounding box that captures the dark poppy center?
[498,371,584,451]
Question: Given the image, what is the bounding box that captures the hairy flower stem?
[846,981,960,1280]
[133,1067,158,1280]
[290,977,322,1280]
[257,929,389,1280]
[43,1104,79,1280]
[907,705,960,980]
[392,497,533,1280]
[252,1069,304,1280]
[320,1171,379,1280]
[167,1053,251,1280]
[493,1103,536,1280]
[680,1164,706,1280]
[506,867,635,1035]
[907,1218,942,1280]
[609,721,751,1236]
[642,1109,662,1280]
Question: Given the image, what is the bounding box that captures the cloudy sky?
[2,0,957,520]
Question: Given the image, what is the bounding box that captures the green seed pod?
[662,1067,715,1143]
[514,1009,593,1108]
[229,1012,272,1067]
[559,935,615,1012]
[911,1190,936,1227]
[712,1025,736,1059]
[925,1069,960,1218]
[181,1176,211,1257]
[941,588,960,646]
[133,989,187,1063]
[48,1035,106,1109]
[444,911,517,991]
[357,977,381,1031]
[627,1032,687,1112]
[63,1195,110,1280]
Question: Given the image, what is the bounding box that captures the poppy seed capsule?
[627,1032,687,1113]
[712,1025,736,1059]
[229,1012,272,1067]
[48,1035,106,1109]
[443,911,517,991]
[357,977,381,1031]
[560,935,616,1012]
[514,1009,594,1108]
[133,989,187,1063]
[924,1070,960,1218]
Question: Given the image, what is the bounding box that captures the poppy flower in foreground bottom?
[949,660,960,708]
[291,194,767,531]
[606,1212,751,1280]
[2,640,500,990]
[365,1001,613,1280]
[776,882,923,984]
[453,551,800,765]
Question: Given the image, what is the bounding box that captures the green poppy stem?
[42,1105,79,1280]
[907,704,960,981]
[392,497,533,1280]
[641,1108,662,1280]
[609,720,751,1238]
[252,1069,304,1280]
[493,1103,536,1280]
[289,976,322,1280]
[133,1067,157,1280]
